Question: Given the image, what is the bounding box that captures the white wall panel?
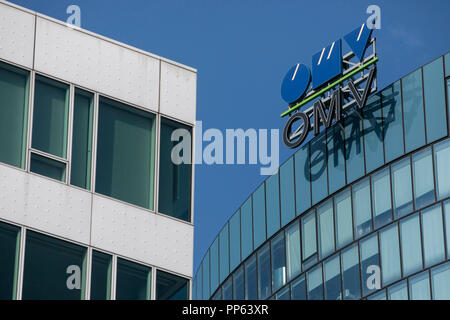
[34,17,160,112]
[0,163,92,244]
[91,195,193,277]
[160,61,197,124]
[0,2,35,68]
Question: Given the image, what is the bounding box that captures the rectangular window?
[382,81,404,162]
[380,224,401,286]
[302,210,317,268]
[423,57,447,143]
[364,94,385,173]
[402,69,426,153]
[202,251,210,300]
[252,183,266,249]
[335,188,353,248]
[367,290,386,300]
[294,145,311,215]
[30,152,66,182]
[116,258,151,300]
[434,139,450,200]
[412,147,435,209]
[70,88,93,190]
[371,168,392,228]
[158,117,191,221]
[211,287,222,300]
[0,62,29,169]
[327,124,346,194]
[392,157,413,218]
[409,271,430,300]
[156,270,189,300]
[245,255,257,300]
[421,204,445,267]
[222,277,233,300]
[431,262,450,300]
[388,280,408,300]
[219,224,229,284]
[291,275,306,300]
[400,213,423,276]
[266,173,280,238]
[280,158,295,227]
[233,266,244,300]
[324,255,341,300]
[286,221,301,281]
[271,232,286,292]
[345,113,365,183]
[90,250,111,300]
[445,200,450,258]
[307,264,323,300]
[257,243,271,300]
[310,131,328,204]
[241,197,253,261]
[360,234,379,297]
[96,97,156,211]
[229,210,241,271]
[342,244,361,300]
[353,178,372,238]
[318,199,335,259]
[22,231,87,299]
[276,286,291,300]
[0,221,20,300]
[32,75,69,158]
[210,238,219,294]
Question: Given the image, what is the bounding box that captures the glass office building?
[0,2,196,299]
[193,52,450,300]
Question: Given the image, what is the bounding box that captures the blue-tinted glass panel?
[222,277,233,300]
[388,280,408,300]
[409,271,430,300]
[327,125,346,194]
[202,251,210,300]
[382,81,404,162]
[335,188,353,248]
[364,94,384,173]
[219,224,229,283]
[342,244,361,300]
[360,234,380,297]
[392,157,413,218]
[197,264,203,300]
[380,224,401,286]
[245,255,258,300]
[271,232,286,292]
[431,262,450,300]
[233,266,244,300]
[372,168,392,228]
[211,287,222,300]
[307,264,323,300]
[368,290,386,300]
[302,210,317,268]
[310,131,328,204]
[445,200,450,257]
[286,221,301,281]
[412,147,435,209]
[276,286,291,300]
[257,243,271,299]
[294,145,311,215]
[345,112,365,183]
[252,184,266,249]
[423,57,447,142]
[266,173,280,238]
[0,222,20,300]
[421,204,445,267]
[324,255,341,300]
[241,197,253,261]
[192,276,197,300]
[291,275,306,300]
[280,158,295,227]
[229,210,241,271]
[210,239,219,294]
[446,53,450,77]
[434,139,450,200]
[400,213,423,276]
[318,199,334,259]
[402,69,426,153]
[353,178,372,238]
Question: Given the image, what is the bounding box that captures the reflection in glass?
[392,157,413,218]
[233,266,244,300]
[307,264,323,300]
[156,270,188,300]
[245,255,258,300]
[271,233,286,292]
[360,234,380,297]
[434,139,450,200]
[295,145,311,215]
[421,204,445,267]
[382,81,404,162]
[286,221,301,281]
[318,199,335,259]
[380,224,401,286]
[400,213,423,276]
[219,224,229,283]
[241,198,253,261]
[353,178,372,238]
[372,168,392,228]
[291,275,306,300]
[266,173,280,238]
[222,277,233,300]
[229,210,241,271]
[412,147,435,209]
[276,286,291,300]
[388,280,408,300]
[253,184,267,249]
[431,262,450,300]
[302,210,317,268]
[258,244,271,300]
[280,158,295,226]
[409,271,430,300]
[324,255,341,300]
[335,189,353,248]
[342,244,361,300]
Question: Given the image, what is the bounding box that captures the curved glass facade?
[193,52,450,300]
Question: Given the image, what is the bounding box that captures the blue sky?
[10,0,450,274]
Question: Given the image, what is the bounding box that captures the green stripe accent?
[280,56,379,117]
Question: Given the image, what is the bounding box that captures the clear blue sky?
[10,0,450,274]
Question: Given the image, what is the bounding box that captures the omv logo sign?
[280,23,378,148]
